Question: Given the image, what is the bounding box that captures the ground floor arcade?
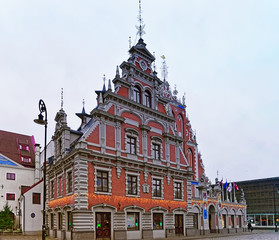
[46,202,247,240]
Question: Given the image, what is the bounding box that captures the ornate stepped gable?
[85,37,203,180]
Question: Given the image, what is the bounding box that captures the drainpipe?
[22,194,25,233]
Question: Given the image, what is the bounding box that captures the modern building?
[236,177,279,228]
[0,130,42,230]
[44,11,247,239]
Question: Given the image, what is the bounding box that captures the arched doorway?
[208,205,217,233]
[221,208,228,232]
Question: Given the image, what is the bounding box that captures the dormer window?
[21,156,31,163]
[133,86,141,103]
[19,144,30,152]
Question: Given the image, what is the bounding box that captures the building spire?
[82,99,85,114]
[161,55,168,81]
[136,0,145,39]
[61,88,64,110]
[102,74,106,92]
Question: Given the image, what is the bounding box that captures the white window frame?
[94,166,112,195]
[173,179,184,201]
[125,128,139,156]
[57,174,63,198]
[126,171,140,197]
[150,136,163,164]
[151,175,164,199]
[66,170,73,195]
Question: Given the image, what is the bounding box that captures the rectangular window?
[6,193,15,201]
[67,171,73,193]
[21,157,31,163]
[32,192,41,204]
[152,179,162,198]
[6,173,15,180]
[67,211,72,231]
[58,212,62,230]
[127,136,137,154]
[19,144,29,151]
[127,212,139,230]
[97,171,108,192]
[153,213,163,230]
[58,176,62,196]
[174,182,182,199]
[152,143,161,160]
[128,175,138,195]
[50,180,54,199]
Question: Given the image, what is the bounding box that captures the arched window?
[144,91,151,107]
[177,114,183,137]
[187,148,193,166]
[133,86,141,103]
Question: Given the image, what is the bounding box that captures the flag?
[223,181,228,190]
[234,183,239,191]
[227,183,233,192]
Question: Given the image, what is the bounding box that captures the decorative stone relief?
[116,163,122,179]
[167,172,171,185]
[144,169,148,182]
[142,183,150,193]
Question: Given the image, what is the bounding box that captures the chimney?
[34,144,41,182]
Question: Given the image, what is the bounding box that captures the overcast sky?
[1,0,278,182]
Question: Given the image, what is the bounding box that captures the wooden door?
[96,212,111,240]
[175,214,183,235]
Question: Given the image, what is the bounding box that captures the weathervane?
[136,0,145,39]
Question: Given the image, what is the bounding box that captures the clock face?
[139,60,147,71]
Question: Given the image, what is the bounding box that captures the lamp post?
[273,184,279,233]
[34,99,47,240]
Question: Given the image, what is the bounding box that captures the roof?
[0,154,17,166]
[236,176,279,184]
[22,179,43,195]
[0,130,36,168]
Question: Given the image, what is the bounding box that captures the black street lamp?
[273,184,279,233]
[34,99,47,240]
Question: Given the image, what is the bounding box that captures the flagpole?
[233,183,236,202]
[226,187,228,202]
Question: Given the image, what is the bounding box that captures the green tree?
[0,204,14,229]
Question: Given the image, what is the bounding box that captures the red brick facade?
[45,37,246,240]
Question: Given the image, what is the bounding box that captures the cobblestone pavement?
[192,231,279,240]
[0,230,279,240]
[0,235,56,240]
